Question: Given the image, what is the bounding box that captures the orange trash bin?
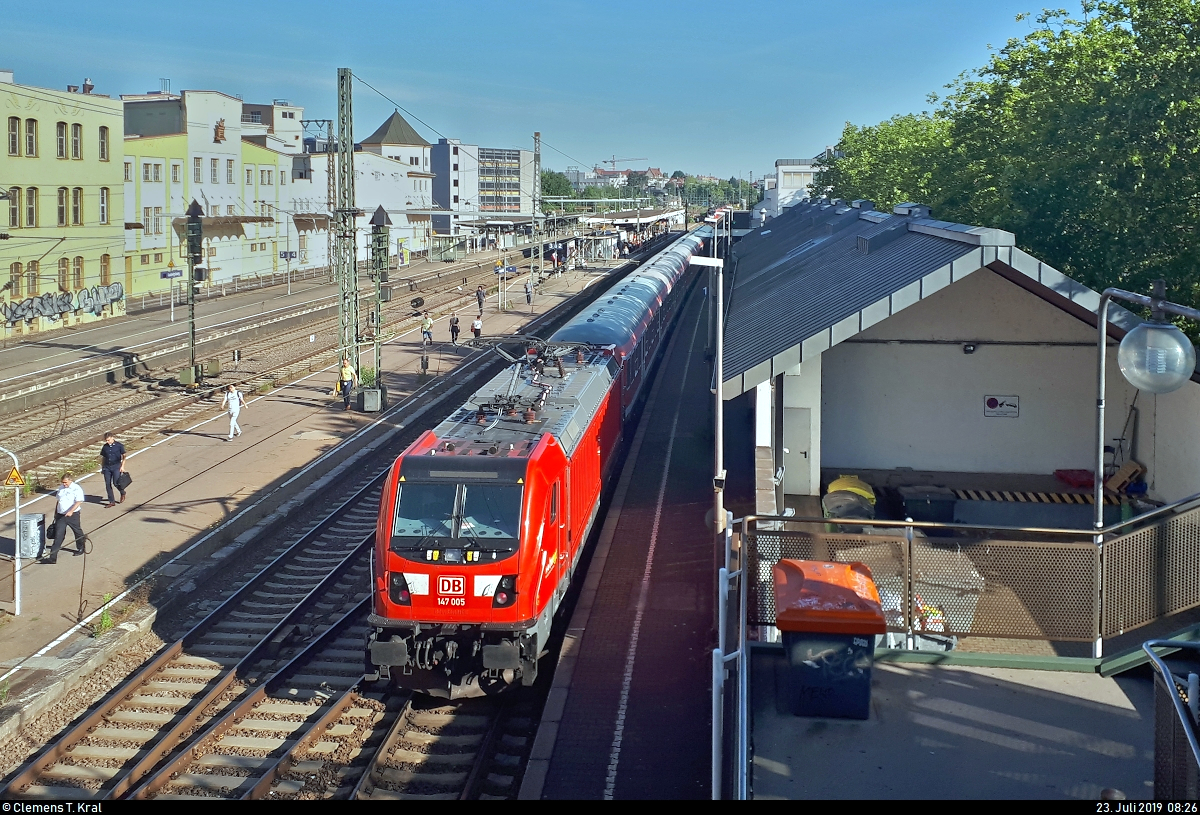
[773,559,887,719]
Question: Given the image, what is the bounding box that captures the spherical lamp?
[1117,321,1197,393]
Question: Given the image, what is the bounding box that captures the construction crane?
[600,155,647,171]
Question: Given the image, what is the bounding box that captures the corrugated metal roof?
[720,200,1142,398]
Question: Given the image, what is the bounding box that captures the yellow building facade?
[1,74,125,334]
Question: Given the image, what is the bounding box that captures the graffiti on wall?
[1,282,125,324]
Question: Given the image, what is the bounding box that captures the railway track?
[0,472,381,799]
[2,257,541,491]
[0,235,680,800]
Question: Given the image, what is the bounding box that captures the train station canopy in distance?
[719,199,1148,400]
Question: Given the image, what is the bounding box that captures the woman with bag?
[338,357,357,411]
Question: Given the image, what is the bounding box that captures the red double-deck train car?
[367,230,707,697]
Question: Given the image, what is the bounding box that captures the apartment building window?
[25,120,37,156]
[245,167,253,185]
[226,159,234,184]
[143,163,152,182]
[211,158,219,184]
[58,258,68,289]
[153,252,163,263]
[72,256,83,289]
[298,235,306,250]
[193,157,202,183]
[100,254,111,286]
[154,206,163,234]
[410,157,417,166]
[26,261,38,295]
[207,247,216,257]
[249,242,256,252]
[140,254,149,265]
[452,179,458,187]
[226,205,235,216]
[7,117,17,156]
[99,187,109,224]
[56,122,67,158]
[153,164,162,182]
[124,162,133,182]
[99,126,109,161]
[25,188,37,227]
[71,187,83,225]
[7,188,19,228]
[453,163,458,171]
[171,164,181,183]
[453,195,459,204]
[71,123,82,159]
[452,146,458,156]
[143,207,152,233]
[260,169,273,185]
[8,263,21,298]
[57,188,68,226]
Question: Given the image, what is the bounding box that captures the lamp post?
[1095,279,1199,541]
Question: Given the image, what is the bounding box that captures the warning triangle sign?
[4,467,24,487]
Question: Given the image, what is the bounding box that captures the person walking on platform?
[221,383,248,439]
[471,316,483,339]
[44,473,86,564]
[449,313,461,346]
[420,311,434,345]
[476,285,486,315]
[524,279,532,306]
[99,432,127,508]
[338,357,357,411]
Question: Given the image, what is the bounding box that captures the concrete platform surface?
[0,267,607,689]
[752,650,1154,799]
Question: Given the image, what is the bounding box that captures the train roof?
[424,347,618,463]
[548,231,706,353]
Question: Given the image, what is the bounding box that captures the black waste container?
[774,559,887,720]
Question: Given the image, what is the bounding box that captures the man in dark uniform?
[99,432,126,508]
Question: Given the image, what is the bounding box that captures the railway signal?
[183,200,204,386]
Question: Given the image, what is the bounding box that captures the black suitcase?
[115,471,132,491]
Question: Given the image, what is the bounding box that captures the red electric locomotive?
[367,230,707,697]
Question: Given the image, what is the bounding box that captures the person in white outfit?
[221,384,248,440]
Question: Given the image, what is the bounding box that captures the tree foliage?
[815,0,1200,309]
[541,170,573,198]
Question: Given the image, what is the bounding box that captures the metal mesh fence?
[747,524,1100,641]
[1103,504,1200,638]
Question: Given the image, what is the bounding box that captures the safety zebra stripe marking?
[952,489,1118,505]
[604,305,702,800]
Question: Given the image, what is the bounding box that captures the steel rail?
[240,681,367,799]
[100,541,373,799]
[1,486,378,799]
[128,599,373,800]
[347,697,417,801]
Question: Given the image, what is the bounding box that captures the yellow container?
[827,474,875,505]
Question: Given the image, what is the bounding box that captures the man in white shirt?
[45,473,87,563]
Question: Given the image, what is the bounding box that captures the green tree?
[671,170,686,179]
[541,170,573,199]
[816,0,1200,313]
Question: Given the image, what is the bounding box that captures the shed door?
[783,407,811,496]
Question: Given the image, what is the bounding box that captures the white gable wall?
[819,268,1157,483]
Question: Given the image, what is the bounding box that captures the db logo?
[438,575,465,596]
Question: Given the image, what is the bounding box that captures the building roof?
[361,110,429,147]
[720,198,1143,399]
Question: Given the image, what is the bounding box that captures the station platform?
[525,274,727,799]
[0,267,608,697]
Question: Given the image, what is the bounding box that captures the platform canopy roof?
[720,198,1144,400]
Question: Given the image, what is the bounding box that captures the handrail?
[1141,640,1200,775]
[737,487,1200,539]
[712,511,749,800]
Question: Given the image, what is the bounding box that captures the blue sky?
[5,0,1044,179]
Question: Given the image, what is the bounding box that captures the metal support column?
[532,131,541,284]
[185,200,204,385]
[335,68,360,371]
[369,205,391,395]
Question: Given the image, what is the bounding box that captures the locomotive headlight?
[389,572,412,606]
[492,575,518,608]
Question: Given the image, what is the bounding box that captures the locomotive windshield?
[392,482,522,552]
